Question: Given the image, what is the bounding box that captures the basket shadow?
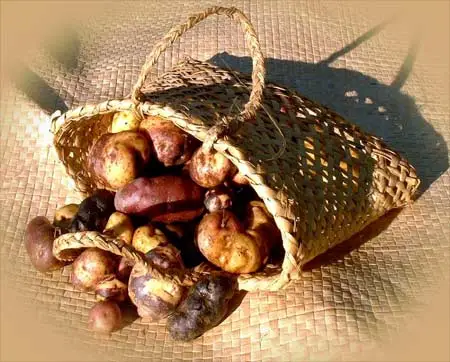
[208,52,448,196]
[8,62,69,114]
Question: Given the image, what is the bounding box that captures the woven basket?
[50,6,420,292]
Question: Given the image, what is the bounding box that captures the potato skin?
[128,244,185,321]
[139,116,198,167]
[88,131,151,190]
[88,301,122,333]
[53,204,79,231]
[95,275,128,303]
[114,176,205,223]
[189,148,235,188]
[71,248,118,291]
[111,111,140,133]
[204,186,233,213]
[103,212,134,245]
[25,216,65,272]
[117,257,134,283]
[245,201,281,250]
[132,225,168,254]
[196,210,267,274]
[167,275,236,341]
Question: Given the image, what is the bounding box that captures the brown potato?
[132,225,168,254]
[139,115,198,167]
[53,203,79,231]
[103,212,134,245]
[25,216,65,272]
[88,131,151,190]
[88,301,122,333]
[128,244,185,321]
[95,275,128,303]
[114,175,205,224]
[167,275,237,341]
[196,210,268,274]
[117,257,134,283]
[69,190,115,232]
[71,248,118,291]
[204,186,233,213]
[110,111,140,133]
[189,148,236,188]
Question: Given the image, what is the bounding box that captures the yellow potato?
[132,225,168,254]
[111,111,141,133]
[103,211,134,244]
[53,203,79,229]
[88,131,151,190]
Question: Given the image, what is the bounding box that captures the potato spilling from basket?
[25,111,282,340]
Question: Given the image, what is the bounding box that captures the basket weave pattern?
[50,7,420,292]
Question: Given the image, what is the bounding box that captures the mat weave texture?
[0,1,449,361]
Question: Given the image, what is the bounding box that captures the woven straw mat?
[0,1,449,361]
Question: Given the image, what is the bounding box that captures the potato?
[25,216,65,272]
[88,131,151,190]
[71,248,118,291]
[245,201,281,250]
[231,171,249,186]
[114,176,205,224]
[128,244,185,321]
[111,111,140,133]
[103,212,134,245]
[69,190,115,232]
[88,301,122,333]
[196,210,268,274]
[95,275,128,303]
[117,257,134,283]
[189,148,236,188]
[139,115,198,167]
[132,225,168,254]
[53,203,79,231]
[167,275,236,341]
[204,186,233,213]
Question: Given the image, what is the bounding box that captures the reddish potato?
[128,244,185,321]
[25,216,65,272]
[189,148,236,188]
[204,186,233,213]
[117,257,135,283]
[88,301,122,333]
[114,176,205,224]
[71,248,118,291]
[139,115,198,167]
[88,131,151,190]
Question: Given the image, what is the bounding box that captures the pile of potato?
[24,111,282,341]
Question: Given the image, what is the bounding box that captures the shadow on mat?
[7,25,81,115]
[209,26,447,196]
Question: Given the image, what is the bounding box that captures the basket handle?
[131,6,265,123]
[52,231,200,287]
